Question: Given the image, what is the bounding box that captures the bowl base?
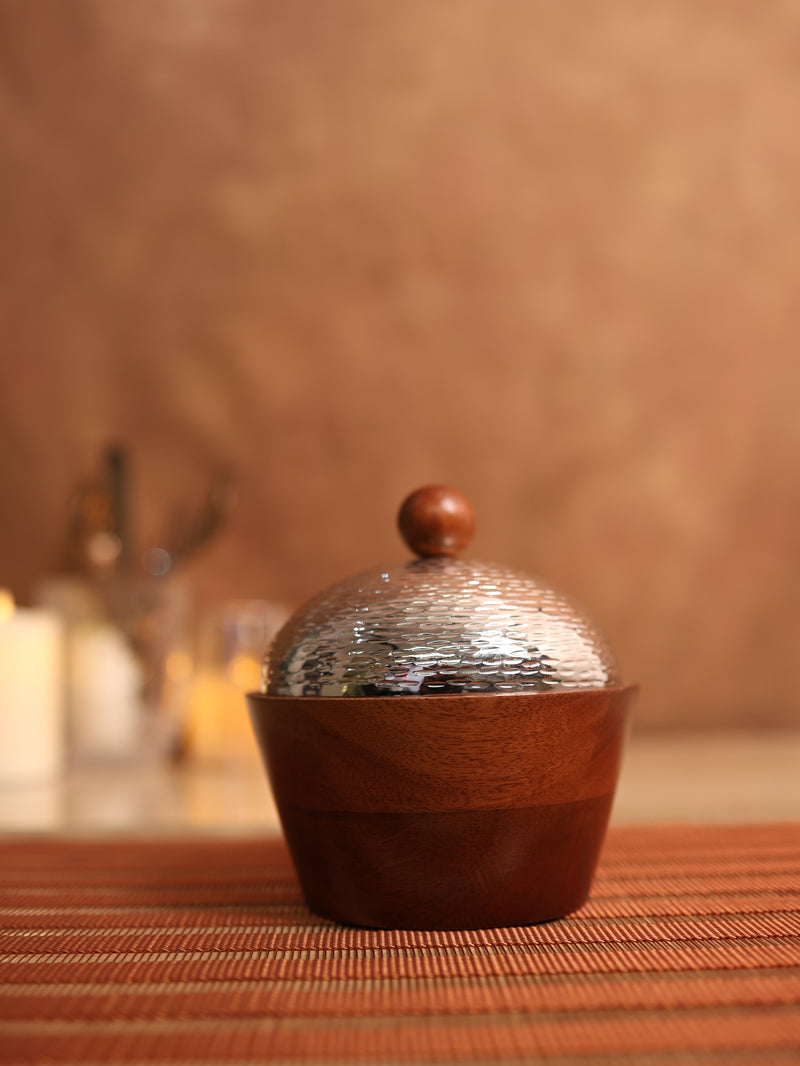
[279,793,614,930]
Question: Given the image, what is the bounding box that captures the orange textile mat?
[1,824,799,1065]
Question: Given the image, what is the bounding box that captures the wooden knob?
[398,485,476,557]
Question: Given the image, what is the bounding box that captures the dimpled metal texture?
[264,557,619,697]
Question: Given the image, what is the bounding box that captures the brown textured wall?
[1,0,799,730]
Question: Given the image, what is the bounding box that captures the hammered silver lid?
[263,486,619,697]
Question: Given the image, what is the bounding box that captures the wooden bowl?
[247,685,635,929]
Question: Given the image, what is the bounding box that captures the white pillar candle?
[0,591,64,785]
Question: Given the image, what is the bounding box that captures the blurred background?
[1,0,799,759]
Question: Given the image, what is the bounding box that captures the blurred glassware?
[183,600,288,765]
[69,621,142,762]
[41,444,239,763]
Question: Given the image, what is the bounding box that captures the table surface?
[1,730,798,835]
[2,733,799,1065]
[2,824,799,1065]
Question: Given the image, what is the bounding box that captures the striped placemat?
[1,824,799,1064]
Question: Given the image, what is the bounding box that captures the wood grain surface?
[248,688,633,812]
[247,686,634,927]
[397,485,476,557]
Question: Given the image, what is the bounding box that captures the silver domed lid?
[263,486,619,697]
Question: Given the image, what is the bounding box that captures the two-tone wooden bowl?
[247,486,635,930]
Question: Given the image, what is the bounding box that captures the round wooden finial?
[398,485,476,557]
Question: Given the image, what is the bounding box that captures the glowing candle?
[0,591,64,784]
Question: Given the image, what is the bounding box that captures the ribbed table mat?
[1,824,799,1065]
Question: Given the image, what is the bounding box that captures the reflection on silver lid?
[264,557,618,697]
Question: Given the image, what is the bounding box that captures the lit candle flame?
[0,589,15,623]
